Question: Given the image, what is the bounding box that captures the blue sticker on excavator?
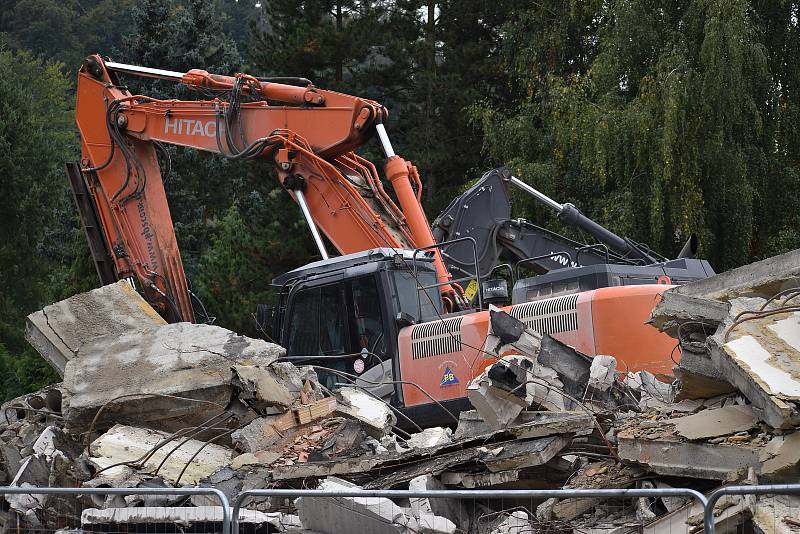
[440,367,459,387]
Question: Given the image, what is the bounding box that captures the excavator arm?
[72,55,455,322]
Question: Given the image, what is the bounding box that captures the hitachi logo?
[164,117,216,137]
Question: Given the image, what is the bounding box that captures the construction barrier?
[233,487,709,534]
[0,484,798,533]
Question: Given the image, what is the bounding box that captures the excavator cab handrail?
[575,244,610,266]
[412,237,482,312]
[487,263,516,288]
[515,252,576,279]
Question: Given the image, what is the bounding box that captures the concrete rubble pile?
[6,248,800,533]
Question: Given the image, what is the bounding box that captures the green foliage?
[0,0,798,401]
[0,46,76,398]
[473,0,800,270]
[194,194,315,336]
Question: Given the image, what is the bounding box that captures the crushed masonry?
[5,250,800,533]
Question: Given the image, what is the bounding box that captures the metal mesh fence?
[0,484,797,533]
[0,487,230,534]
[233,488,707,534]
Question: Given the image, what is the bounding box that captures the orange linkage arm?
[75,55,458,322]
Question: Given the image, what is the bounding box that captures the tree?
[473,0,800,271]
[0,46,75,398]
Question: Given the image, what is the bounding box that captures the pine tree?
[0,47,74,398]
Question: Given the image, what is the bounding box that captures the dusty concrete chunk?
[711,304,800,428]
[31,426,82,461]
[669,405,757,440]
[296,477,419,534]
[335,387,396,436]
[231,365,294,411]
[760,431,800,479]
[62,322,284,431]
[490,510,532,534]
[405,427,452,450]
[409,475,469,530]
[89,424,233,485]
[81,506,298,530]
[588,355,617,392]
[25,281,166,375]
[7,454,50,521]
[670,248,800,302]
[617,431,761,479]
[467,378,524,430]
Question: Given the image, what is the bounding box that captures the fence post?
[705,484,800,534]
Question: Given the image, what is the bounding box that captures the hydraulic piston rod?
[508,174,656,263]
[295,189,329,260]
[105,61,185,82]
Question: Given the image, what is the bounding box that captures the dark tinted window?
[286,284,348,356]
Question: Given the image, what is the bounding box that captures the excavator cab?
[271,249,444,403]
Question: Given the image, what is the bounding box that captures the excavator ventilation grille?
[510,294,579,334]
[410,317,464,359]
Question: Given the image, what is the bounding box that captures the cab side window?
[350,276,386,359]
[286,283,348,356]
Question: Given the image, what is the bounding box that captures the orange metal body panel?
[398,284,676,407]
[587,285,678,377]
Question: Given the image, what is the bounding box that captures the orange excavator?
[69,55,711,425]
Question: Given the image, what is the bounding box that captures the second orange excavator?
[69,55,712,426]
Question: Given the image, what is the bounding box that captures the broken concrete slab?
[674,360,736,401]
[750,494,800,534]
[760,431,800,479]
[295,476,424,534]
[467,377,525,430]
[62,322,284,432]
[669,405,757,440]
[710,306,800,429]
[482,434,571,473]
[409,475,470,531]
[642,490,748,534]
[443,468,526,489]
[708,298,800,428]
[650,291,731,332]
[89,424,233,485]
[335,387,396,437]
[81,505,301,530]
[452,409,592,441]
[617,430,762,479]
[489,510,532,534]
[536,461,645,523]
[659,248,800,304]
[230,450,282,469]
[25,281,166,376]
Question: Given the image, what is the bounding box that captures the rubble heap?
[6,249,800,532]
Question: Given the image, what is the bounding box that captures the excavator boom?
[73,55,456,321]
